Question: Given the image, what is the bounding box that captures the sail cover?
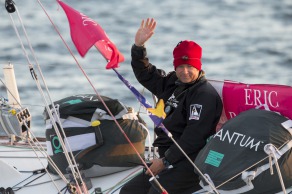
[195,109,292,193]
[44,94,148,176]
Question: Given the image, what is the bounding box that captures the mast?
[3,62,21,109]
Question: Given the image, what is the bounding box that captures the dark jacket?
[131,44,223,165]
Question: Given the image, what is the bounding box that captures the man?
[120,18,223,194]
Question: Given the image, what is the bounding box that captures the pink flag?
[222,81,292,120]
[58,1,124,69]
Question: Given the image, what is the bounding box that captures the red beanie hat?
[173,40,202,70]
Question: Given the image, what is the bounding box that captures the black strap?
[74,126,104,163]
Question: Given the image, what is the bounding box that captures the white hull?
[1,138,292,194]
[0,137,145,194]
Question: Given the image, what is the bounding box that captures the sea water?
[0,0,291,136]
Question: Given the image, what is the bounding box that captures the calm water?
[0,0,292,136]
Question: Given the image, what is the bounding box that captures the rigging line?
[270,149,287,194]
[28,90,82,187]
[144,126,152,160]
[36,0,162,187]
[0,156,46,159]
[151,93,158,159]
[13,172,47,192]
[0,140,47,149]
[137,87,145,115]
[0,150,39,152]
[13,3,75,165]
[108,170,145,194]
[10,3,84,187]
[7,7,83,190]
[13,177,63,189]
[135,87,152,160]
[7,13,32,65]
[27,138,63,193]
[59,185,68,194]
[35,149,69,183]
[0,61,137,72]
[12,173,35,189]
[30,64,82,186]
[30,149,65,181]
[215,142,290,190]
[26,123,68,183]
[168,135,219,194]
[18,104,45,107]
[1,117,68,191]
[105,166,143,194]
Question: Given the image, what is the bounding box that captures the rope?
[0,81,67,183]
[265,144,287,194]
[6,4,83,192]
[212,142,290,193]
[13,172,47,192]
[14,8,84,188]
[27,131,68,183]
[104,166,143,194]
[35,0,162,190]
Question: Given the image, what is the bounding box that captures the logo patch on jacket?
[189,104,202,120]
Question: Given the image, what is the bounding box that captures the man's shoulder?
[164,71,178,81]
[190,79,220,96]
[166,71,176,76]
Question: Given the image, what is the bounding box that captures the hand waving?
[135,18,157,47]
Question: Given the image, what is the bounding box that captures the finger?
[140,19,145,29]
[145,18,151,28]
[149,20,156,31]
[145,169,152,175]
[146,169,157,176]
[149,18,154,27]
[145,18,156,32]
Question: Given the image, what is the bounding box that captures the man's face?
[175,64,200,83]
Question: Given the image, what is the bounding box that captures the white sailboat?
[1,1,291,194]
[1,64,292,194]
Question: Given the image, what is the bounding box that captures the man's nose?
[181,66,188,72]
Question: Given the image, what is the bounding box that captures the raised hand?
[135,18,157,47]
